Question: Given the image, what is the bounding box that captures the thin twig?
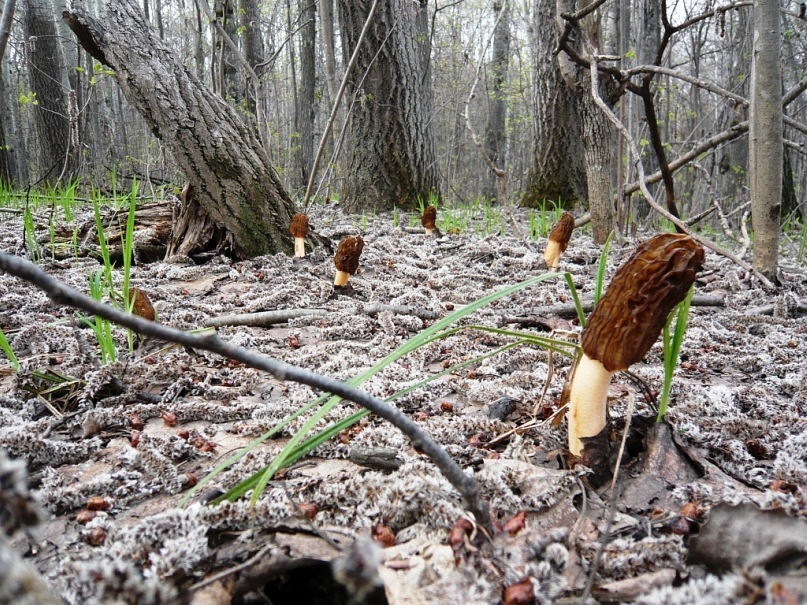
[0,251,493,533]
[588,56,775,290]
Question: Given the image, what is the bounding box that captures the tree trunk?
[483,0,510,202]
[25,0,76,182]
[241,0,264,116]
[555,0,616,243]
[521,0,586,209]
[749,0,782,282]
[337,0,439,211]
[64,0,299,258]
[297,0,316,187]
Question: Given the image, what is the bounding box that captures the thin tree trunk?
[241,0,264,116]
[749,0,782,281]
[297,0,316,187]
[64,0,300,258]
[483,0,510,202]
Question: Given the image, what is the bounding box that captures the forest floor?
[0,203,805,605]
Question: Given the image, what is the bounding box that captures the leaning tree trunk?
[64,0,298,258]
[337,0,439,211]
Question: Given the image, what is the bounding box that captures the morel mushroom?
[567,233,704,463]
[334,235,364,286]
[128,287,156,321]
[421,206,437,236]
[289,213,310,258]
[543,212,575,271]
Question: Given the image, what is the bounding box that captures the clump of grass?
[0,328,20,371]
[657,285,695,421]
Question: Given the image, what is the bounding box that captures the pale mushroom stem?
[424,227,433,236]
[544,240,562,272]
[294,237,306,258]
[334,270,350,287]
[567,354,614,456]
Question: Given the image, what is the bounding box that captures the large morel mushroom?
[567,233,704,469]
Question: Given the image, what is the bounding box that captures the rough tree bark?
[337,0,440,211]
[749,0,782,281]
[26,0,77,182]
[296,0,316,187]
[483,0,510,202]
[521,0,587,209]
[63,0,299,258]
[555,0,617,244]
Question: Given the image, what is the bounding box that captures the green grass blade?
[0,328,19,371]
[563,272,586,328]
[594,231,614,306]
[657,285,694,421]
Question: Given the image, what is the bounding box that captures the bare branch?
[0,251,492,532]
[588,57,775,290]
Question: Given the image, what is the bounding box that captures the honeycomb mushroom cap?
[548,211,575,253]
[334,236,364,275]
[290,213,310,238]
[421,206,437,230]
[581,233,704,372]
[128,287,156,321]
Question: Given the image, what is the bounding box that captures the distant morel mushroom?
[421,206,437,236]
[334,235,364,287]
[567,233,704,467]
[289,213,310,258]
[128,287,156,321]
[544,212,575,271]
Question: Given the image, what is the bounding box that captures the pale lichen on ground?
[0,206,805,603]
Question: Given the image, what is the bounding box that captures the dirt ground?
[0,203,805,604]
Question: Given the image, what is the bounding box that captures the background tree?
[749,0,783,281]
[336,0,439,211]
[25,0,76,182]
[521,0,587,209]
[482,0,510,202]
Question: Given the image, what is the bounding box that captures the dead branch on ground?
[0,251,493,533]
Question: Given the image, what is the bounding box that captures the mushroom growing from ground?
[567,233,704,469]
[334,235,364,287]
[543,212,575,271]
[421,206,437,236]
[289,213,310,258]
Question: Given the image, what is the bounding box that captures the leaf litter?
[0,205,805,604]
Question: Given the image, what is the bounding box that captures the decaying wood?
[45,199,174,262]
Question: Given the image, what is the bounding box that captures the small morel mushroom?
[421,205,437,236]
[543,211,575,271]
[567,233,704,469]
[128,287,156,321]
[334,235,364,286]
[289,213,310,258]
